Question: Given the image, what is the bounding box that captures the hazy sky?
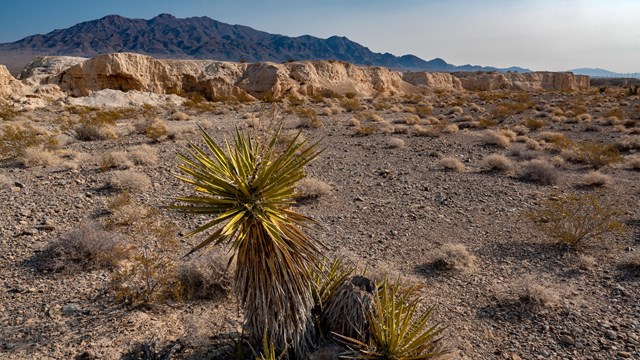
[0,0,637,73]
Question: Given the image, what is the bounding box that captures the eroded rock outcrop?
[454,71,589,91]
[19,56,87,85]
[0,65,25,98]
[24,53,590,101]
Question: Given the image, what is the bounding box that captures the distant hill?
[570,67,640,78]
[0,13,530,74]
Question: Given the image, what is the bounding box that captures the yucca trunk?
[236,223,316,355]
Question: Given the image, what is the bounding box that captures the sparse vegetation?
[574,141,623,169]
[525,193,625,248]
[481,154,514,173]
[439,157,465,172]
[520,159,560,185]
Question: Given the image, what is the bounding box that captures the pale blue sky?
[0,0,637,72]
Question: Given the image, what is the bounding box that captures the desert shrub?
[335,277,447,359]
[172,126,323,355]
[35,222,129,273]
[491,101,531,119]
[184,93,218,110]
[296,178,331,200]
[574,141,623,169]
[523,118,545,130]
[482,154,514,173]
[109,170,151,192]
[292,106,322,128]
[378,121,395,134]
[348,118,360,127]
[129,144,159,166]
[99,151,132,171]
[480,130,510,148]
[439,157,465,172]
[415,104,433,118]
[537,132,574,150]
[430,244,477,272]
[520,159,560,185]
[18,146,61,168]
[576,254,596,271]
[525,193,625,248]
[0,123,58,160]
[579,171,612,187]
[341,98,362,112]
[111,211,183,305]
[387,137,405,148]
[145,119,169,142]
[0,103,18,120]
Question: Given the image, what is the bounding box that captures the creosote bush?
[575,141,623,169]
[481,154,514,173]
[108,170,152,192]
[430,244,477,272]
[525,193,625,249]
[0,123,58,160]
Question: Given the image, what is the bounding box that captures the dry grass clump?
[18,146,61,168]
[619,253,640,273]
[443,123,459,134]
[537,131,574,151]
[99,151,132,171]
[105,193,150,226]
[145,119,170,142]
[296,178,331,200]
[378,121,395,134]
[340,98,362,112]
[0,173,12,191]
[171,110,191,121]
[387,137,405,149]
[447,106,463,116]
[354,125,377,136]
[575,255,596,271]
[109,170,152,192]
[626,155,640,170]
[512,278,560,309]
[439,157,465,172]
[34,222,129,273]
[577,113,592,122]
[178,254,231,301]
[404,114,421,125]
[414,125,442,137]
[129,144,159,166]
[430,244,477,272]
[523,118,545,130]
[292,106,322,128]
[579,171,612,187]
[520,159,561,185]
[470,103,484,112]
[348,117,360,127]
[481,154,514,173]
[480,130,511,148]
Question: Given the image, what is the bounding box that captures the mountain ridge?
[0,13,531,73]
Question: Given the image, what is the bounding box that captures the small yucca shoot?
[172,125,323,355]
[335,277,448,360]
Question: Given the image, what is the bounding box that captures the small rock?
[62,303,81,314]
[560,335,575,345]
[36,225,55,231]
[617,351,631,358]
[606,330,617,340]
[14,181,25,188]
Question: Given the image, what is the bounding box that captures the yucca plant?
[311,258,356,339]
[172,125,323,356]
[335,277,447,360]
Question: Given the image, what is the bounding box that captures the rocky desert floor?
[1,87,639,360]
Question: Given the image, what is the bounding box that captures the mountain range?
[0,14,530,74]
